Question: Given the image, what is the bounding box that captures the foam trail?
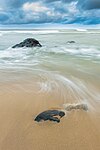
[34,72,99,106]
[63,103,88,111]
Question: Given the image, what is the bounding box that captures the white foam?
[63,103,88,111]
[44,46,100,58]
[66,47,100,57]
[0,33,2,36]
[0,30,60,35]
[76,28,88,32]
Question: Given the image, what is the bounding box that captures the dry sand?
[0,87,100,150]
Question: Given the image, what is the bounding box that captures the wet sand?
[0,87,100,150]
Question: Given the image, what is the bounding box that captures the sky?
[0,0,100,28]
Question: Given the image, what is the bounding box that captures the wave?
[40,45,100,59]
[76,28,88,32]
[0,45,100,68]
[14,30,60,34]
[0,30,60,35]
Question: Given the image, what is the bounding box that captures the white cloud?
[23,2,49,13]
[68,2,79,14]
[0,0,100,25]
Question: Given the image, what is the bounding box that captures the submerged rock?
[34,110,65,123]
[12,38,42,48]
[67,41,76,44]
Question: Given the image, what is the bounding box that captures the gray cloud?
[0,0,100,25]
[78,0,100,10]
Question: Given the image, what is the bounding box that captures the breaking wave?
[76,28,88,32]
[0,45,100,68]
[0,30,60,36]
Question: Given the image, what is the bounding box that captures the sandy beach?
[0,29,100,150]
[0,0,100,147]
[0,86,100,150]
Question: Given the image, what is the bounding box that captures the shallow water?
[0,29,100,111]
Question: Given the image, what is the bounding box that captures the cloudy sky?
[0,0,100,27]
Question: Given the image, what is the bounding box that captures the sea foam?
[76,28,88,32]
[63,103,88,111]
[0,30,60,35]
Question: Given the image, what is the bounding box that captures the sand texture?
[0,90,100,150]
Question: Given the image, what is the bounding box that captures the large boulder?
[12,38,42,48]
[34,110,65,123]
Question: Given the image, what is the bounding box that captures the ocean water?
[0,29,100,108]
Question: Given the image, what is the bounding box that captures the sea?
[0,29,100,109]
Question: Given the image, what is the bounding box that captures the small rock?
[34,110,65,123]
[67,41,76,44]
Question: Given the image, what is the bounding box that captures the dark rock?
[67,41,76,44]
[12,38,42,48]
[34,110,65,123]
